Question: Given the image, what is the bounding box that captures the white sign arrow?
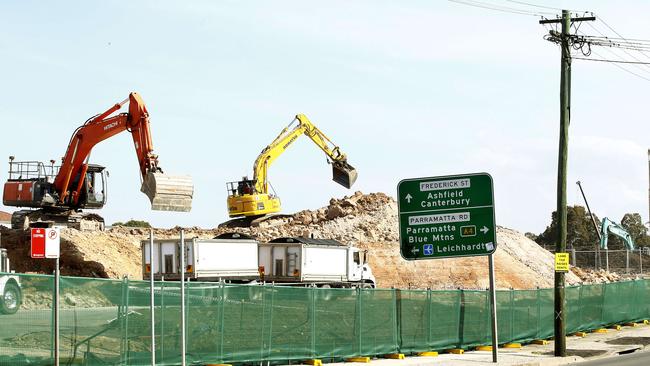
[480,226,489,234]
[411,247,419,253]
[405,194,413,203]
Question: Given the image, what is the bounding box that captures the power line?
[447,0,554,17]
[503,0,588,13]
[587,49,650,83]
[503,0,562,11]
[573,57,650,65]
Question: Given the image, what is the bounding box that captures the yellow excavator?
[226,114,357,220]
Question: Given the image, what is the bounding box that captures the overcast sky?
[1,1,648,233]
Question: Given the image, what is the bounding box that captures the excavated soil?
[1,192,591,289]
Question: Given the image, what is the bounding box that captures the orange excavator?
[2,92,193,230]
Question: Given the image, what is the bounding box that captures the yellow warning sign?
[555,252,570,272]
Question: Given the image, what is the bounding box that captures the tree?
[112,219,151,228]
[536,205,601,250]
[620,213,650,246]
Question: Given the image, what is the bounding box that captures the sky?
[0,1,648,234]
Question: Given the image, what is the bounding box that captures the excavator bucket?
[332,161,358,189]
[141,172,194,212]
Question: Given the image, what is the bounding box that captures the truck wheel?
[0,283,22,315]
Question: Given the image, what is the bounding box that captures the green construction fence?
[0,273,649,365]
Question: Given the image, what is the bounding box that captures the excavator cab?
[332,161,358,189]
[78,165,107,209]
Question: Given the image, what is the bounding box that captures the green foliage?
[111,219,151,228]
[536,205,601,250]
[536,207,650,249]
[620,213,650,246]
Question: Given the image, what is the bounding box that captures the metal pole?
[626,250,630,274]
[554,9,571,358]
[640,250,643,274]
[149,229,156,366]
[576,181,602,272]
[576,181,602,241]
[55,257,60,366]
[180,229,186,366]
[605,249,609,272]
[488,253,498,363]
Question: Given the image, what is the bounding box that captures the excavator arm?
[600,217,635,250]
[252,114,357,194]
[52,92,193,212]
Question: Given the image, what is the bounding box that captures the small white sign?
[45,228,61,259]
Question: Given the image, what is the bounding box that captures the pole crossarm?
[539,16,595,24]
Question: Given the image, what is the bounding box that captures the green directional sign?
[398,173,496,260]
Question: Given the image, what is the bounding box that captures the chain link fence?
[542,246,650,274]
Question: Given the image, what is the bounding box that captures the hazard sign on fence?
[31,228,60,259]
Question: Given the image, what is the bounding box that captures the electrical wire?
[584,49,650,83]
[572,57,650,65]
[447,0,555,17]
[503,0,563,11]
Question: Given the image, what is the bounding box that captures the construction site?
[2,1,650,366]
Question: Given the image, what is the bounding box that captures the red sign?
[31,228,46,258]
[31,228,60,259]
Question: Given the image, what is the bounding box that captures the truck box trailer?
[142,234,376,287]
[142,233,259,282]
[259,237,374,286]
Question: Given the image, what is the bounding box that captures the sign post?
[31,228,61,366]
[398,173,498,362]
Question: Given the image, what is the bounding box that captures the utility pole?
[540,10,595,358]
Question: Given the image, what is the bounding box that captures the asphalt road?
[571,350,650,365]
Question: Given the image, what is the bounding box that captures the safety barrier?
[0,273,648,365]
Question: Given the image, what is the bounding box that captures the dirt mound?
[1,192,584,289]
[0,210,11,222]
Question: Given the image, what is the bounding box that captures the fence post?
[179,229,186,366]
[149,229,156,366]
[219,280,226,362]
[310,285,316,359]
[427,289,432,350]
[393,288,400,352]
[160,276,165,363]
[640,250,644,274]
[571,248,576,266]
[626,250,630,274]
[536,287,541,341]
[356,286,362,355]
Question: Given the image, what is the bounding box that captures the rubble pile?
[0,191,612,289]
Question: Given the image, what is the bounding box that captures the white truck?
[141,233,376,288]
[0,248,22,314]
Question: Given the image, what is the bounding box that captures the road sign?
[398,173,496,260]
[555,253,570,272]
[31,228,60,259]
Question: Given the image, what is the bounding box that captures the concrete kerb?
[287,323,650,366]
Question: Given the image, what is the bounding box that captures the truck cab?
[348,247,375,287]
[0,248,22,314]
